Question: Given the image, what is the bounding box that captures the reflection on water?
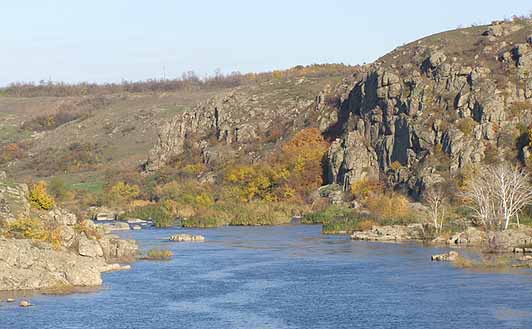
[2,225,532,329]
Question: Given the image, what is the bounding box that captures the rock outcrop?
[0,175,139,292]
[432,227,532,252]
[144,78,338,171]
[0,180,30,224]
[0,237,106,291]
[322,21,532,197]
[351,224,423,242]
[436,227,487,246]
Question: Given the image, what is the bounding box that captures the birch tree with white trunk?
[488,164,532,230]
[425,186,447,233]
[463,164,532,230]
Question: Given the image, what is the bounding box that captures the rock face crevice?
[324,22,532,197]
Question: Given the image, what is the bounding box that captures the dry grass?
[142,248,173,261]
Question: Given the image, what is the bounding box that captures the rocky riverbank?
[351,224,532,253]
[0,237,132,291]
[0,176,138,292]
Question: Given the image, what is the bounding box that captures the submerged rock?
[19,300,32,307]
[431,251,459,262]
[169,233,205,242]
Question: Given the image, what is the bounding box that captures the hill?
[3,17,532,232]
[0,65,354,190]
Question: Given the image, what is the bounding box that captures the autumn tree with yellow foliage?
[29,181,56,210]
[224,128,329,203]
[106,182,140,207]
[278,128,329,200]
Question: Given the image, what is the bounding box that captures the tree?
[106,182,140,207]
[490,164,532,230]
[462,169,496,228]
[425,186,447,233]
[28,181,56,210]
[463,164,532,230]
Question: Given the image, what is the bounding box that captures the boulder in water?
[431,251,459,262]
[169,234,205,242]
[19,300,32,307]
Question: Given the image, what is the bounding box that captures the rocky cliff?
[324,20,532,197]
[146,20,532,200]
[145,75,347,171]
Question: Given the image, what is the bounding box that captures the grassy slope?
[0,90,219,183]
[0,70,347,190]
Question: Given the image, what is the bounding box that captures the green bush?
[144,248,173,261]
[48,177,69,201]
[182,216,226,228]
[181,201,298,228]
[322,213,375,234]
[120,204,175,228]
[303,205,376,234]
[302,206,353,224]
[182,205,229,228]
[229,202,294,226]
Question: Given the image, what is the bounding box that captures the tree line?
[1,64,357,98]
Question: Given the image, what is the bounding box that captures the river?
[2,225,532,328]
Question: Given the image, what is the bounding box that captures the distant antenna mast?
[163,65,166,80]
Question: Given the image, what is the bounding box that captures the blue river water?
[2,225,532,329]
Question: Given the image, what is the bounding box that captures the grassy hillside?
[0,65,355,197]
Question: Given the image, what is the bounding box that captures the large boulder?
[43,207,77,226]
[443,227,486,246]
[78,233,104,258]
[0,238,106,291]
[98,235,139,261]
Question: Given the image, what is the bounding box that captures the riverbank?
[0,176,139,293]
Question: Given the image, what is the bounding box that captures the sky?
[1,0,531,86]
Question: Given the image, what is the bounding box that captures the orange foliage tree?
[223,128,329,203]
[278,128,329,200]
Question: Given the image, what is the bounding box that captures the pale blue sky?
[1,1,531,85]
